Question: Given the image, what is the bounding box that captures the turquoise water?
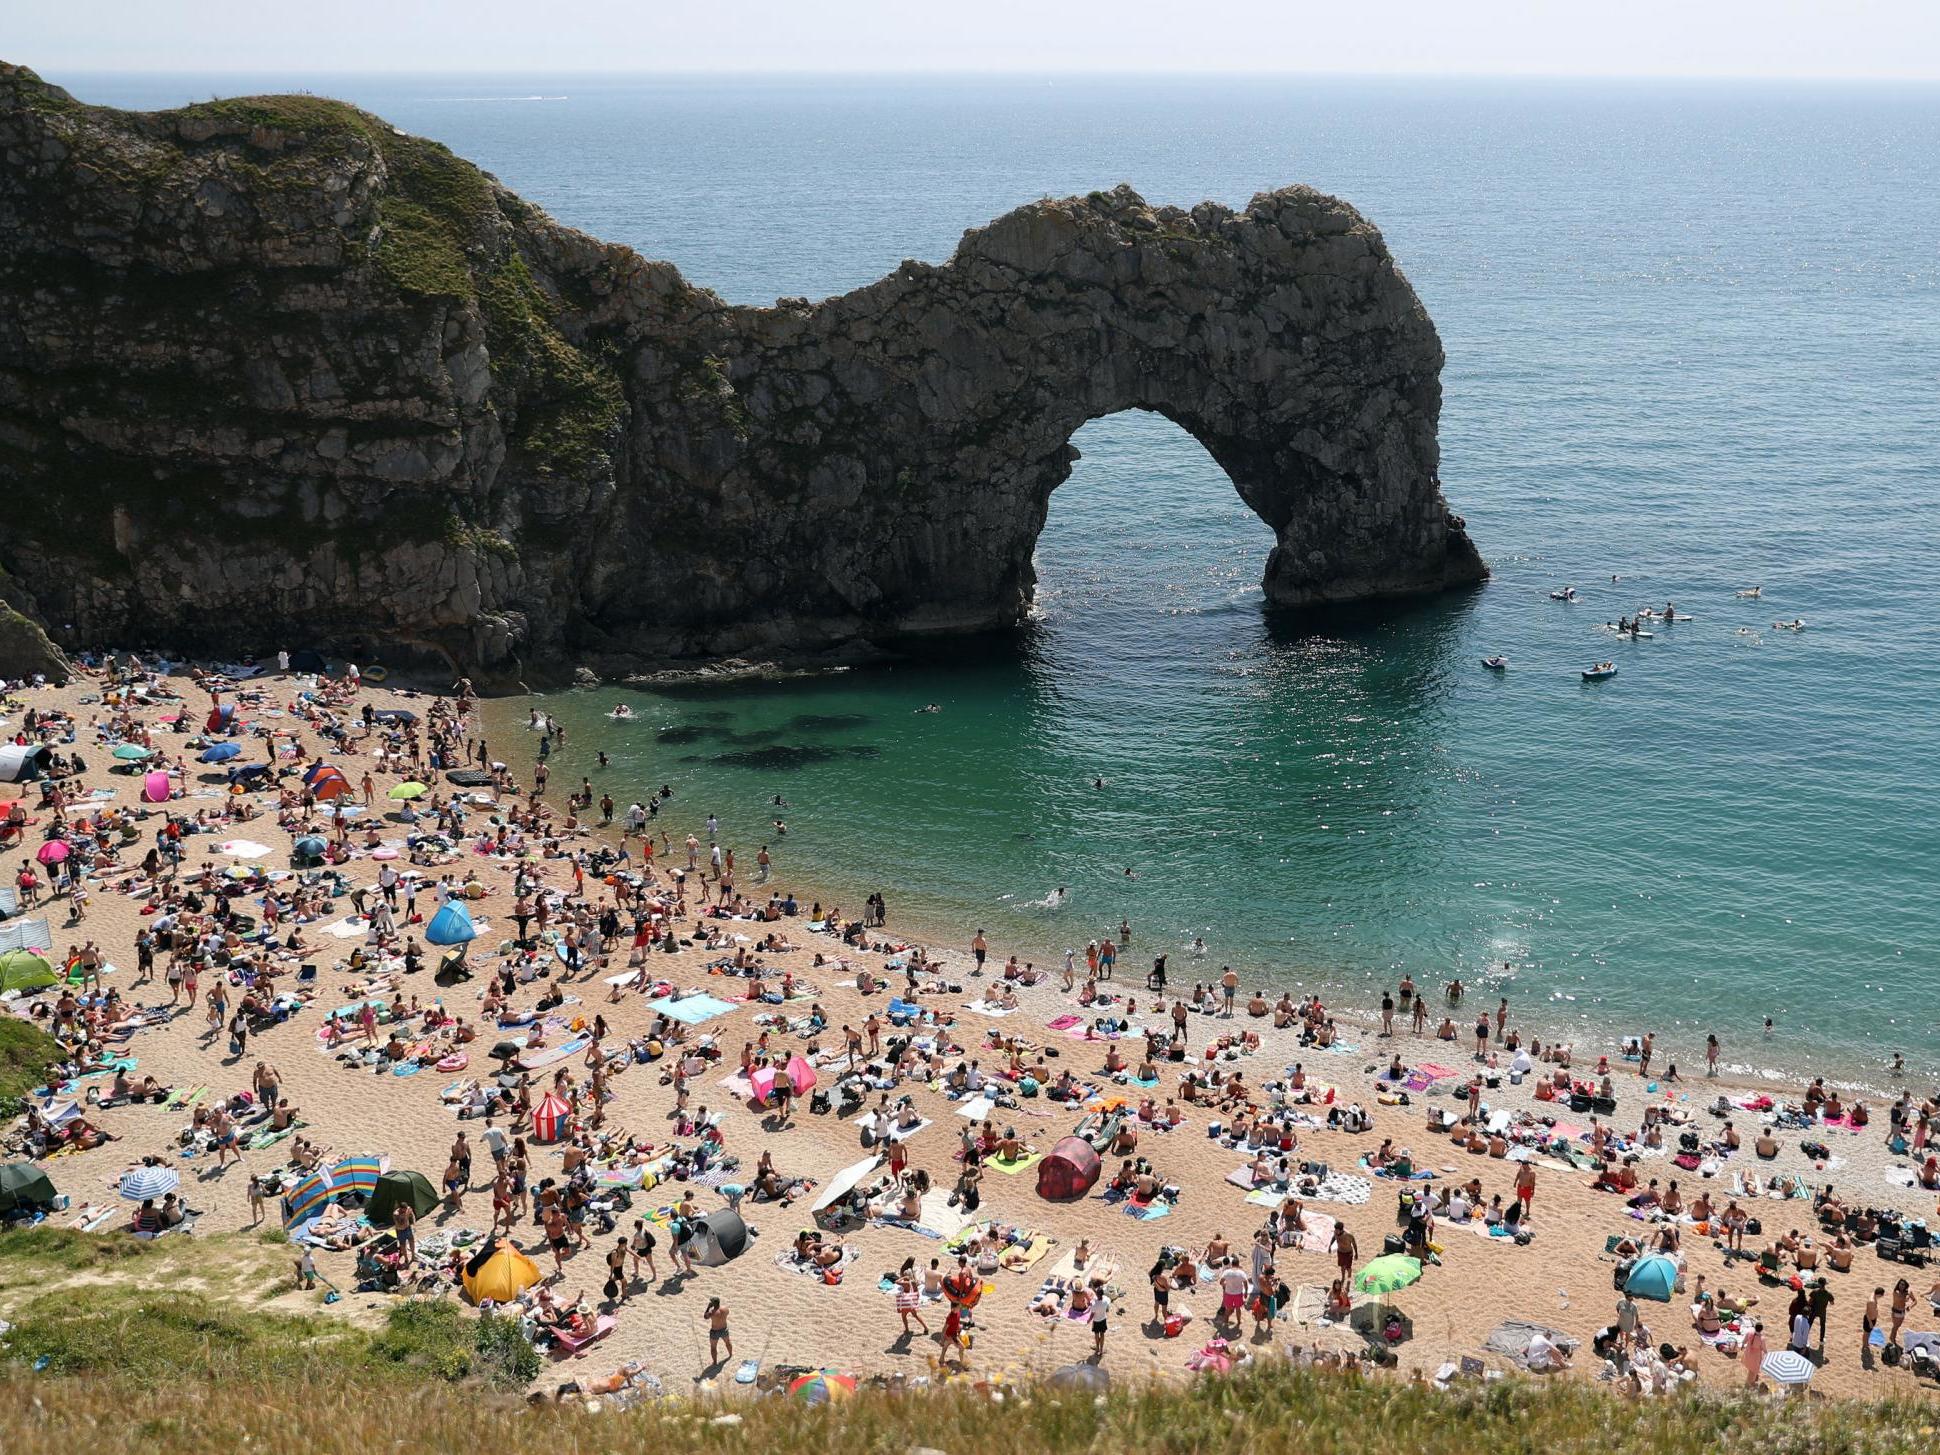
[64,74,1940,1077]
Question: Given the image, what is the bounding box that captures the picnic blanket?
[1483,1320,1578,1369]
[773,1245,859,1279]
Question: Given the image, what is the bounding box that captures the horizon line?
[30,65,1940,86]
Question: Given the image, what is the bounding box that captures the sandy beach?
[4,657,1938,1403]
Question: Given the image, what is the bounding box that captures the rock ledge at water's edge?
[0,63,1485,686]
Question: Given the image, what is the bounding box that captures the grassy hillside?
[0,1228,1934,1453]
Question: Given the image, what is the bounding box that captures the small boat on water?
[1581,662,1619,681]
[1481,655,1509,671]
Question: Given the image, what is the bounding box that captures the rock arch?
[0,68,1484,679]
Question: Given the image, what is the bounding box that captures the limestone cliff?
[0,64,1484,682]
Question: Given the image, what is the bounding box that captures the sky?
[11,0,1940,79]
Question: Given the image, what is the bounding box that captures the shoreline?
[483,691,1917,1100]
[4,657,1934,1408]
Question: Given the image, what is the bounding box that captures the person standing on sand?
[1638,1033,1654,1078]
[1091,1283,1111,1357]
[971,929,987,974]
[705,1297,732,1366]
[1515,1160,1537,1221]
[1741,1320,1766,1387]
[1707,1034,1721,1077]
[1330,1224,1357,1282]
[1495,997,1509,1041]
[1221,966,1238,1016]
[895,1266,929,1337]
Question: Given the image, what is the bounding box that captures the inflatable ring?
[363,666,388,683]
[436,1052,469,1072]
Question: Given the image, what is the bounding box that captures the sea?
[57,72,1940,1083]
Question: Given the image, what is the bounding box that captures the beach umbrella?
[34,840,70,865]
[1353,1255,1423,1297]
[386,781,428,800]
[787,1370,857,1406]
[293,835,327,857]
[366,1169,440,1227]
[462,1241,541,1305]
[1047,1362,1111,1392]
[0,1161,58,1213]
[1623,1254,1679,1303]
[1761,1349,1815,1386]
[141,770,171,803]
[119,1165,181,1201]
[198,742,242,763]
[0,950,57,994]
[425,901,477,947]
[111,744,152,761]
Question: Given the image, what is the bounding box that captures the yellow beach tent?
[461,1240,542,1305]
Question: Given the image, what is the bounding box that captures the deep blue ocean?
[56,73,1940,1081]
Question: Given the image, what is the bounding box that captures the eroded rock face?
[0,64,1484,682]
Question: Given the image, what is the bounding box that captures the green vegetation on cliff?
[0,1020,64,1117]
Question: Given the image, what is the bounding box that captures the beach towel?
[1045,1015,1082,1031]
[962,1000,1018,1017]
[851,1110,933,1143]
[774,1245,858,1279]
[985,1149,1044,1176]
[953,1094,997,1121]
[645,992,738,1025]
[1484,1320,1578,1370]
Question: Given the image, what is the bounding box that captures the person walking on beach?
[1330,1224,1357,1283]
[1515,1160,1537,1222]
[704,1298,732,1366]
[1707,1034,1721,1077]
[971,929,987,974]
[895,1266,929,1337]
[1090,1284,1111,1357]
[1741,1320,1766,1387]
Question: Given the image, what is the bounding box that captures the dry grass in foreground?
[3,1363,1939,1455]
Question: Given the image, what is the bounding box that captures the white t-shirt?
[1526,1331,1560,1369]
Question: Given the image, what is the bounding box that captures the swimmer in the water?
[1124,867,1137,879]
[773,819,787,835]
[1191,937,1207,956]
[915,703,940,714]
[1093,777,1106,789]
[597,751,609,769]
[772,795,789,808]
[1048,887,1068,907]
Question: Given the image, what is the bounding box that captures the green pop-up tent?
[365,1169,439,1228]
[0,1161,57,1213]
[0,949,57,994]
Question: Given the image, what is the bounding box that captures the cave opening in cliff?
[1028,410,1279,640]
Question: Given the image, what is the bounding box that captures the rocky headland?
[0,64,1484,685]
